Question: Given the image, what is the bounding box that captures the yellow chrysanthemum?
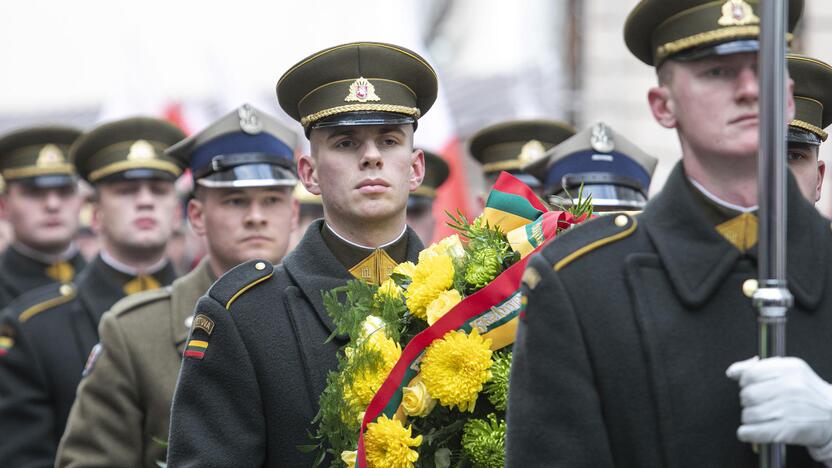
[375,278,403,301]
[418,234,465,263]
[341,450,357,466]
[405,254,454,320]
[420,329,493,412]
[344,333,402,410]
[426,289,462,325]
[393,261,417,278]
[364,415,422,468]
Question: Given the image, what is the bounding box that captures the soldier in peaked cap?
[0,117,182,467]
[469,119,576,192]
[0,126,86,309]
[407,149,449,242]
[506,0,832,467]
[785,54,832,204]
[523,122,658,212]
[56,104,300,468]
[168,42,433,467]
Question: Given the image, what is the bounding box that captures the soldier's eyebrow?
[377,126,406,137]
[326,128,357,141]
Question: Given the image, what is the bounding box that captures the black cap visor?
[788,127,822,146]
[308,111,416,137]
[670,39,760,63]
[196,163,298,188]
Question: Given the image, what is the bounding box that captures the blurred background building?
[1,0,830,246]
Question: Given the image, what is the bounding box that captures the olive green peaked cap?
[277,42,438,133]
[624,0,804,66]
[788,54,832,144]
[0,126,81,187]
[413,150,449,199]
[469,119,576,175]
[70,117,187,184]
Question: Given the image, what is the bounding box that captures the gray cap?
[524,122,659,210]
[166,104,298,188]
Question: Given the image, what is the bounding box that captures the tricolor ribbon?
[355,172,588,467]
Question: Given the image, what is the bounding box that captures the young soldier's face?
[0,182,82,254]
[787,143,825,203]
[189,186,298,273]
[650,52,794,161]
[93,179,180,255]
[303,124,425,227]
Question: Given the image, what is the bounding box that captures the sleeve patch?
[184,339,209,360]
[192,314,215,336]
[82,343,103,377]
[0,335,13,356]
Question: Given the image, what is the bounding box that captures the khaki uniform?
[56,259,214,467]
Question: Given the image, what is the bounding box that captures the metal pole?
[754,0,793,467]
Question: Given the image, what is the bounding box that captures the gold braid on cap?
[791,119,829,142]
[2,164,75,180]
[300,104,420,127]
[481,159,524,174]
[656,26,792,62]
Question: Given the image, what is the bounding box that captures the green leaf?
[297,444,320,453]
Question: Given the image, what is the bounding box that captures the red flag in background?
[430,138,471,242]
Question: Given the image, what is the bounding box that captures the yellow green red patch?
[184,339,208,359]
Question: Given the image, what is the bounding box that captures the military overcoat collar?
[0,245,86,296]
[642,162,826,309]
[171,258,216,348]
[76,255,178,326]
[282,219,424,337]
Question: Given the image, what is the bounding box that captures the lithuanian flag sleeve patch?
[184,339,208,360]
[0,336,12,356]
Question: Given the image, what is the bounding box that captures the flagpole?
[754,0,793,467]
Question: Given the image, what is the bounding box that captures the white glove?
[726,356,832,464]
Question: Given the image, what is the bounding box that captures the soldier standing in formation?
[0,127,86,310]
[506,0,832,466]
[55,104,300,467]
[167,41,435,466]
[785,53,832,203]
[0,117,183,466]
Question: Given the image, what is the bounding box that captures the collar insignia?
[345,77,381,103]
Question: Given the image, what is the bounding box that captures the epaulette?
[540,212,638,272]
[110,286,172,318]
[8,283,77,325]
[207,259,274,310]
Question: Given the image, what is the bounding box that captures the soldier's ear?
[187,198,207,237]
[297,154,320,196]
[648,85,677,129]
[409,148,425,191]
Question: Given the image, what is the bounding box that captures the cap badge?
[238,104,263,135]
[127,140,157,160]
[36,144,66,167]
[345,77,380,103]
[519,140,546,164]
[590,122,615,153]
[718,0,759,27]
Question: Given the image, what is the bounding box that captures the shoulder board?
[207,259,274,310]
[8,283,77,324]
[110,286,172,318]
[540,213,638,272]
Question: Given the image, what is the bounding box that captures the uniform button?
[255,262,266,271]
[742,279,759,298]
[614,215,628,227]
[184,315,194,329]
[59,284,74,296]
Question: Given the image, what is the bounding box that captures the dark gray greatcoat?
[506,163,832,468]
[0,246,86,310]
[168,220,423,467]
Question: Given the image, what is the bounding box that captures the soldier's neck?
[682,153,758,208]
[11,240,77,263]
[323,216,407,249]
[99,241,168,274]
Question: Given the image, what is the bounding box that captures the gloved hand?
[727,356,832,464]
